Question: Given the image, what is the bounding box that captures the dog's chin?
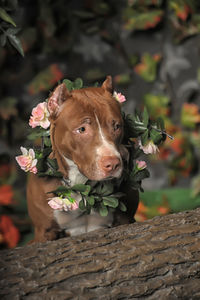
[85,169,123,182]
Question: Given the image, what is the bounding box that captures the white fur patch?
[54,208,114,236]
[95,114,122,179]
[95,114,121,158]
[63,157,88,186]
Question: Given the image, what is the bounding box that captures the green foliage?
[63,78,83,91]
[134,53,161,82]
[27,64,63,95]
[0,3,24,56]
[123,108,167,145]
[144,94,170,119]
[141,188,200,213]
[0,8,16,27]
[123,8,163,32]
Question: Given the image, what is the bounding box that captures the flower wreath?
[16,78,170,217]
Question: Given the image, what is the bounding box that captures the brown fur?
[27,77,139,243]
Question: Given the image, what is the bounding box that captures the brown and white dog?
[27,76,138,243]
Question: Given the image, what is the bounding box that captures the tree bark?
[1,208,200,300]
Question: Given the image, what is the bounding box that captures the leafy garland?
[16,78,168,217]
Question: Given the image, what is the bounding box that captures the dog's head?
[48,76,128,181]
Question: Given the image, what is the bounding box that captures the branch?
[1,208,200,299]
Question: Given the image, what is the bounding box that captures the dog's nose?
[100,156,121,173]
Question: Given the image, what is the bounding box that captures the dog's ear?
[48,83,71,118]
[102,75,113,94]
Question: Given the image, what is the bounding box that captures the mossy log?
[1,208,200,299]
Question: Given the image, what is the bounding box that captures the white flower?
[15,147,37,174]
[139,140,159,154]
[48,197,79,211]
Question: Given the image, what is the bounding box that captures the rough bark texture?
[1,208,200,300]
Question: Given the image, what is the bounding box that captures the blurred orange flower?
[168,132,185,155]
[0,185,14,205]
[0,215,20,248]
[177,4,191,21]
[137,201,148,213]
[157,206,170,215]
[135,202,148,222]
[135,212,147,222]
[181,103,200,129]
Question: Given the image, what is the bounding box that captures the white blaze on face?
[95,114,122,176]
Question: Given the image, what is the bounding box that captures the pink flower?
[29,102,50,129]
[113,91,126,103]
[15,147,37,174]
[71,202,79,210]
[139,140,159,155]
[136,160,147,170]
[48,197,64,210]
[48,197,79,211]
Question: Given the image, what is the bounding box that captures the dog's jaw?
[62,156,88,186]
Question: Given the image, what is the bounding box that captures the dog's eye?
[77,126,86,134]
[113,123,122,131]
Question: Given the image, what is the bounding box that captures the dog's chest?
[54,207,114,236]
[53,159,114,236]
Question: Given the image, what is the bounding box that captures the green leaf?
[142,107,149,127]
[47,158,58,170]
[99,205,108,216]
[103,196,119,208]
[111,192,126,199]
[79,199,85,210]
[130,168,150,183]
[100,182,115,196]
[93,182,114,196]
[51,171,62,178]
[0,8,16,27]
[86,195,95,206]
[82,185,91,196]
[73,78,83,89]
[141,130,149,145]
[156,117,165,131]
[49,186,70,194]
[64,192,76,203]
[7,34,24,57]
[123,9,163,32]
[27,128,50,140]
[130,182,142,190]
[6,28,20,35]
[44,137,51,147]
[63,79,73,91]
[150,128,162,145]
[119,201,127,212]
[72,184,91,194]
